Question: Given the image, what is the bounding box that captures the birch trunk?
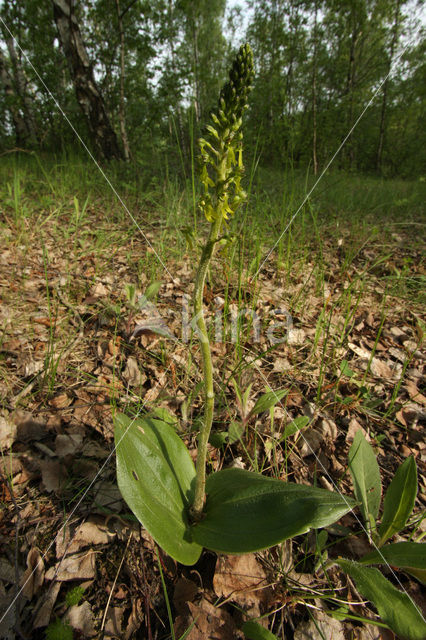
[52,0,122,160]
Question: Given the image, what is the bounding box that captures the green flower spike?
[191,44,253,520]
[198,43,254,223]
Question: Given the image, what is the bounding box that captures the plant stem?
[190,214,222,519]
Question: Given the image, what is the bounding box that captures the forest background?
[0,0,425,178]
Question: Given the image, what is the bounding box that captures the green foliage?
[249,389,288,417]
[114,42,356,568]
[378,456,417,546]
[348,430,382,538]
[0,0,424,175]
[242,619,278,640]
[45,619,73,640]
[336,559,426,640]
[115,413,202,565]
[339,432,425,637]
[65,585,85,607]
[360,542,426,583]
[191,468,355,554]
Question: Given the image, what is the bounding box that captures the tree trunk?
[167,0,187,163]
[376,0,401,173]
[4,36,38,145]
[344,25,358,170]
[0,48,28,145]
[115,0,131,161]
[52,0,122,160]
[312,1,318,175]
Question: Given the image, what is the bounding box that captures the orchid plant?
[113,44,354,566]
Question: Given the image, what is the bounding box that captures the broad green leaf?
[336,559,426,640]
[348,431,381,534]
[228,421,245,444]
[360,542,426,584]
[114,413,202,565]
[249,389,288,417]
[279,416,310,441]
[378,456,417,545]
[191,468,355,554]
[242,620,278,640]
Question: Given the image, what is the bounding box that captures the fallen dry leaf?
[33,581,61,628]
[63,601,96,637]
[287,328,306,346]
[405,380,426,406]
[213,554,271,611]
[40,459,68,494]
[49,393,73,409]
[174,596,237,640]
[122,356,146,387]
[45,551,96,581]
[104,606,126,638]
[297,428,323,457]
[0,415,17,450]
[56,519,114,557]
[370,358,394,380]
[55,433,84,457]
[173,577,199,615]
[20,547,44,599]
[294,608,346,639]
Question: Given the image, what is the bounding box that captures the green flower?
[198,43,254,223]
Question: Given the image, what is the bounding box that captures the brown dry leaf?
[396,405,422,428]
[346,418,368,443]
[124,597,144,640]
[213,554,271,611]
[40,459,68,493]
[92,480,123,512]
[122,356,146,387]
[294,609,346,639]
[82,440,109,459]
[0,590,18,640]
[174,597,237,640]
[49,393,73,409]
[104,606,126,638]
[45,551,96,581]
[273,357,291,372]
[63,601,96,637]
[405,380,426,406]
[352,625,383,639]
[318,418,338,440]
[370,358,394,380]
[287,328,306,346]
[91,281,109,298]
[14,412,48,442]
[56,520,114,557]
[0,455,22,478]
[0,415,17,449]
[55,433,84,457]
[297,429,323,457]
[348,342,370,360]
[20,547,44,599]
[33,581,61,628]
[173,577,199,615]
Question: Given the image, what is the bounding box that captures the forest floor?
[0,154,425,640]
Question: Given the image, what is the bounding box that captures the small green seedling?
[114,44,355,566]
[336,430,426,640]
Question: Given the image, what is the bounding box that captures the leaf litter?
[0,206,425,638]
